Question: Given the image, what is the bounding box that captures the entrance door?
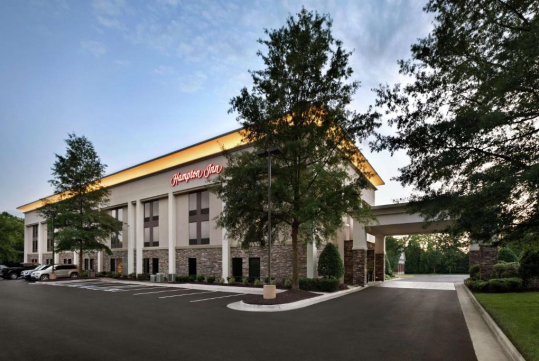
[188,258,197,276]
[117,258,123,274]
[249,258,260,282]
[232,258,243,281]
[152,258,159,275]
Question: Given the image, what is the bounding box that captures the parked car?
[22,265,51,280]
[1,263,39,280]
[31,264,79,281]
[0,265,8,270]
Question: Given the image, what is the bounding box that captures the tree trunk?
[291,220,299,289]
[78,241,83,276]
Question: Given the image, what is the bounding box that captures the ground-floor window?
[111,258,116,273]
[152,258,159,275]
[188,258,197,276]
[90,259,95,271]
[232,258,243,281]
[64,258,72,264]
[143,258,150,274]
[31,258,38,264]
[84,259,89,271]
[46,259,52,265]
[249,258,260,281]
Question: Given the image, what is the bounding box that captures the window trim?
[111,208,124,249]
[189,191,210,245]
[143,201,159,247]
[32,225,38,253]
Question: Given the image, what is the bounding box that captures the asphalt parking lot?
[0,277,476,361]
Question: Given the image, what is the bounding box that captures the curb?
[462,284,525,361]
[227,283,374,312]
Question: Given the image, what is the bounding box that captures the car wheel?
[70,272,79,278]
[9,273,19,280]
[40,275,49,281]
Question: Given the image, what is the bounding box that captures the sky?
[0,0,434,217]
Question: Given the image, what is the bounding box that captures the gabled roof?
[17,128,384,213]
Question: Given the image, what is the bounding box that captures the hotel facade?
[18,129,388,286]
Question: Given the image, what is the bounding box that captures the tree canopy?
[213,9,374,288]
[367,0,539,247]
[49,134,121,274]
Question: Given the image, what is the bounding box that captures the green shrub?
[175,275,189,282]
[264,277,276,285]
[519,251,539,284]
[228,276,235,284]
[219,277,225,284]
[493,262,520,278]
[318,243,345,279]
[188,275,196,282]
[207,276,215,283]
[82,271,88,277]
[467,277,523,292]
[284,279,292,288]
[470,264,480,280]
[137,273,150,281]
[385,257,394,276]
[112,273,121,279]
[498,247,519,263]
[128,272,137,279]
[299,277,340,292]
[254,278,261,286]
[197,275,205,282]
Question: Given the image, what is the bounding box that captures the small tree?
[49,134,121,276]
[0,212,24,263]
[317,243,344,279]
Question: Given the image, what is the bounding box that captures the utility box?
[150,274,157,283]
[156,273,165,283]
[168,273,176,283]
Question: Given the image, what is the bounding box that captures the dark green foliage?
[189,275,196,282]
[493,262,520,279]
[403,234,469,274]
[385,236,404,273]
[470,265,480,280]
[46,134,122,274]
[498,248,520,263]
[242,277,249,285]
[213,9,374,289]
[385,257,393,276]
[196,275,205,282]
[466,278,523,293]
[366,0,539,247]
[207,276,215,284]
[0,212,24,263]
[299,277,340,292]
[128,272,136,279]
[519,251,539,283]
[175,275,189,282]
[317,243,344,279]
[137,273,150,281]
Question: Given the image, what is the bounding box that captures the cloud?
[80,40,106,57]
[152,65,176,76]
[179,71,207,93]
[114,59,131,66]
[92,0,127,31]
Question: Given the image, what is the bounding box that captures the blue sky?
[0,0,433,216]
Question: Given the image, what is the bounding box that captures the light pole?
[257,145,282,299]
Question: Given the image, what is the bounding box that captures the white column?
[469,243,480,252]
[352,219,367,250]
[73,251,78,265]
[168,192,177,275]
[306,242,317,278]
[38,222,45,264]
[221,200,230,282]
[54,252,59,265]
[128,201,135,274]
[136,200,144,274]
[375,236,386,253]
[97,251,102,272]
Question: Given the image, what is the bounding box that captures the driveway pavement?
[397,274,468,283]
[0,278,476,361]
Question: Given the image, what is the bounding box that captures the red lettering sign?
[170,163,223,187]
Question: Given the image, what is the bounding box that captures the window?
[110,258,116,273]
[32,225,38,253]
[143,201,159,247]
[111,208,124,249]
[84,259,89,271]
[249,258,260,281]
[232,258,243,281]
[46,259,52,265]
[31,258,38,264]
[143,258,150,274]
[90,259,95,271]
[152,258,159,275]
[68,259,72,264]
[188,258,197,276]
[189,191,210,245]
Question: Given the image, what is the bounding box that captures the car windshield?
[33,265,46,271]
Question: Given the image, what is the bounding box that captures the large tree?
[368,0,539,246]
[49,134,121,276]
[0,212,24,263]
[214,9,374,289]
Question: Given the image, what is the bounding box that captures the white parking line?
[190,293,246,303]
[133,289,189,296]
[160,291,214,299]
[112,287,164,292]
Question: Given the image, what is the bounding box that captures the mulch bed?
[242,289,318,305]
[40,277,99,283]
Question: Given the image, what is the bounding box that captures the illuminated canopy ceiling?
[17,128,384,213]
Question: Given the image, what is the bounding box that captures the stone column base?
[375,253,385,281]
[352,249,367,286]
[479,246,498,280]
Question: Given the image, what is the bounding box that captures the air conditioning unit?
[150,274,157,283]
[156,273,165,283]
[168,273,176,283]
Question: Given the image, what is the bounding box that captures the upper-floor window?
[144,200,159,247]
[111,208,123,249]
[189,191,209,245]
[47,228,53,252]
[32,225,38,253]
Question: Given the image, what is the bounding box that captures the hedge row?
[299,277,340,292]
[465,277,523,293]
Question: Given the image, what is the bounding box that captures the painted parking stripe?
[190,293,246,303]
[133,288,189,296]
[112,287,166,292]
[159,291,214,299]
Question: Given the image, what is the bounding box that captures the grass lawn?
[475,292,539,361]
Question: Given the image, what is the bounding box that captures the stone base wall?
[103,250,128,273]
[82,252,98,271]
[367,250,375,282]
[41,253,52,265]
[344,241,353,284]
[469,250,480,269]
[176,247,222,277]
[27,254,38,263]
[375,253,385,281]
[59,252,74,264]
[480,246,498,280]
[231,244,307,281]
[352,249,367,286]
[143,249,169,275]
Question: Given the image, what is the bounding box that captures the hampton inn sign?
[170,163,223,187]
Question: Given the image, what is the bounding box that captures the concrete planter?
[263,285,276,299]
[49,273,57,280]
